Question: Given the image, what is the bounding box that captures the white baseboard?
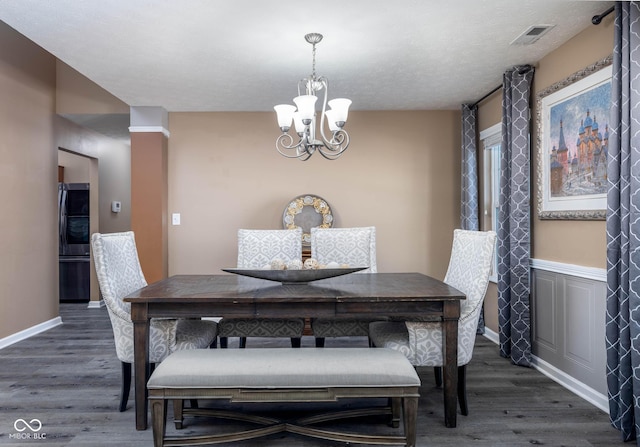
[87,300,105,309]
[483,326,499,344]
[0,316,63,350]
[531,355,609,413]
[481,329,609,414]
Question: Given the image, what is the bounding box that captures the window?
[480,123,501,282]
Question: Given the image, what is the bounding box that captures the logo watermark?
[9,418,46,440]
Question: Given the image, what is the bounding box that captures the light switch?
[172,213,181,225]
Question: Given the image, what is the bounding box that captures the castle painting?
[548,81,611,198]
[537,59,611,220]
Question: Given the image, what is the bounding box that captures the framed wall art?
[536,55,612,220]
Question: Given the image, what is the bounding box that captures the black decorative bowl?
[221,267,367,285]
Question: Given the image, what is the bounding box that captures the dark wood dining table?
[124,272,465,430]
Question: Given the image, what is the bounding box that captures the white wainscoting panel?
[530,259,607,411]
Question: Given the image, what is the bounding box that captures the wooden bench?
[147,347,420,446]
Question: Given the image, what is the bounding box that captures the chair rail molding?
[530,258,606,282]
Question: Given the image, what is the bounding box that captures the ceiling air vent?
[510,25,555,45]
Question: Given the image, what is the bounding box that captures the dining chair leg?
[315,337,325,348]
[220,337,228,348]
[119,362,131,412]
[119,361,155,412]
[434,366,443,387]
[458,364,468,416]
[239,337,247,349]
[291,337,301,348]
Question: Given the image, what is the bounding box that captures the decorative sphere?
[303,258,319,270]
[270,258,286,270]
[287,259,303,270]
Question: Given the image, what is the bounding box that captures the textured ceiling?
[0,0,614,113]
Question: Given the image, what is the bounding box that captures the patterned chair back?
[443,229,496,326]
[402,229,496,366]
[237,228,303,268]
[92,231,159,362]
[310,227,377,273]
[92,231,147,321]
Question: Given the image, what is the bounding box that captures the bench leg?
[389,397,401,428]
[403,397,418,447]
[173,399,184,429]
[150,398,167,447]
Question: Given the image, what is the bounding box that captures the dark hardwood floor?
[0,304,620,446]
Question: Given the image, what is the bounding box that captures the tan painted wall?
[131,132,168,283]
[56,60,129,114]
[477,19,614,333]
[531,19,614,267]
[0,21,58,338]
[167,110,461,279]
[0,20,133,338]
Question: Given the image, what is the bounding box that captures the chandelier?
[274,33,352,161]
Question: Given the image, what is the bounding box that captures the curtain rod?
[470,65,534,107]
[471,84,502,108]
[592,5,614,25]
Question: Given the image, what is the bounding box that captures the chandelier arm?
[317,131,350,160]
[276,133,309,159]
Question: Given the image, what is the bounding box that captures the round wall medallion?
[283,194,333,246]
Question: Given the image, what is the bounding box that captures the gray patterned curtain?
[497,65,534,367]
[461,103,485,333]
[461,104,479,231]
[606,2,640,442]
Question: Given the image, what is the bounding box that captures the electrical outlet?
[172,213,181,225]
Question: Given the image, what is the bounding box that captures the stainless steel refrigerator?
[58,183,90,302]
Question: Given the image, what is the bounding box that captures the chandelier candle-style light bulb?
[273,33,352,161]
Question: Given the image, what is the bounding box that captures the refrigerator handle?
[59,187,68,254]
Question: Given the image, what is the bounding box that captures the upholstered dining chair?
[91,231,218,412]
[369,229,496,415]
[217,228,305,348]
[310,226,381,347]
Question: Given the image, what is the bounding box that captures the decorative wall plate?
[222,267,366,285]
[282,194,333,246]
